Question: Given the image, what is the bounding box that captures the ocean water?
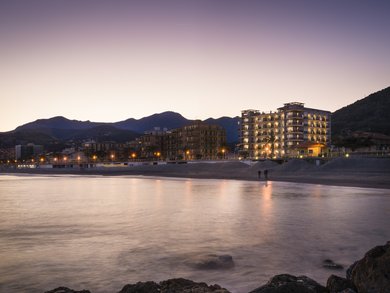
[0,175,389,293]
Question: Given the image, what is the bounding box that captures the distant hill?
[115,111,192,132]
[332,87,390,136]
[0,112,240,147]
[71,125,139,143]
[16,116,104,131]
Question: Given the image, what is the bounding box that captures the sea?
[0,174,389,293]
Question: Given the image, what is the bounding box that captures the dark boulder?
[186,254,235,270]
[118,278,230,293]
[326,274,356,293]
[347,241,390,293]
[118,281,160,293]
[248,274,327,293]
[322,259,344,270]
[45,287,91,293]
[160,278,230,292]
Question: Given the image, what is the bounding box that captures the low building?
[15,143,44,161]
[239,102,331,158]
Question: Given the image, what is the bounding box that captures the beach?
[2,157,390,189]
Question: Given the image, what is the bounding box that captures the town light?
[93,155,97,160]
[131,153,136,159]
[77,156,81,161]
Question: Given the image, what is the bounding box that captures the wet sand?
[1,158,390,189]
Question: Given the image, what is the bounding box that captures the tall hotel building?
[239,102,331,158]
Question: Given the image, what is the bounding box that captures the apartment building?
[239,102,331,158]
[166,121,226,160]
[131,121,226,160]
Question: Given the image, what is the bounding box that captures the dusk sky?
[1,0,389,132]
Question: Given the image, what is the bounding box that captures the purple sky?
[1,0,389,131]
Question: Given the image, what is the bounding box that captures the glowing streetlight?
[131,153,136,159]
[92,155,97,160]
[40,158,44,163]
[54,157,58,162]
[77,156,81,161]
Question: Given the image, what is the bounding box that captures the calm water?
[0,175,389,293]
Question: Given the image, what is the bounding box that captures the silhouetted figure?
[264,169,268,180]
[258,170,261,179]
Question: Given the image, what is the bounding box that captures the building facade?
[15,143,44,160]
[130,122,227,160]
[165,121,226,160]
[239,102,331,158]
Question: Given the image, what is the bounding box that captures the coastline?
[2,157,390,189]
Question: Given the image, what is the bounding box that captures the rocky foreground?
[46,241,389,293]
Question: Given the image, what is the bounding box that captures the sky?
[1,0,389,131]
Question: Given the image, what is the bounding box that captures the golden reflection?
[260,181,274,230]
[154,179,162,208]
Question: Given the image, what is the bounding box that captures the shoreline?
[45,241,390,293]
[2,158,390,189]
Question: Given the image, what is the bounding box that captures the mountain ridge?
[1,111,240,147]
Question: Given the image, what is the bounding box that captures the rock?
[337,289,357,293]
[118,281,160,293]
[187,254,235,270]
[326,275,356,293]
[348,241,390,293]
[248,274,327,293]
[322,259,344,270]
[45,287,91,293]
[160,278,230,292]
[118,278,231,293]
[345,261,358,280]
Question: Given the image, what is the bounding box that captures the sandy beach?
[2,157,390,189]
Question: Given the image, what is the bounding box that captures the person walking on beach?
[264,169,268,180]
[258,170,261,179]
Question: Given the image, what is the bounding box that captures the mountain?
[115,111,192,132]
[332,86,390,136]
[16,116,103,131]
[0,129,56,148]
[1,112,240,147]
[71,125,139,143]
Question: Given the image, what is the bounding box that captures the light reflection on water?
[0,175,389,293]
